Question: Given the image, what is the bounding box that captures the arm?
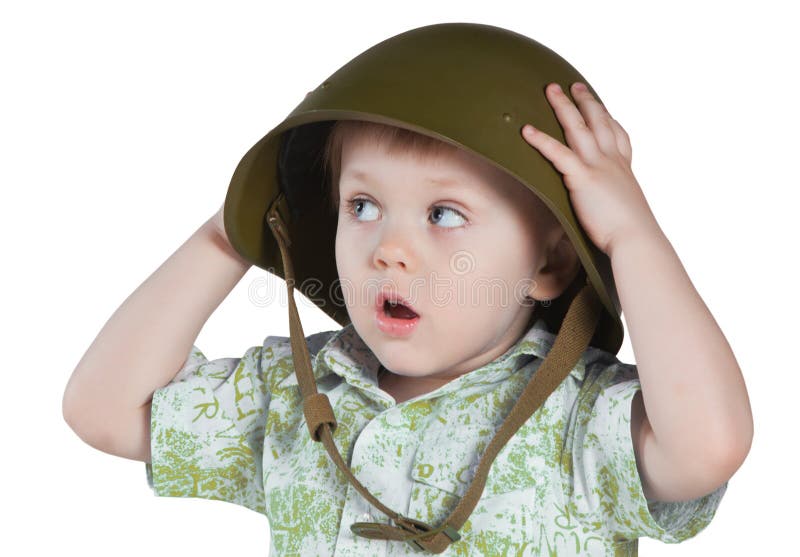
[521,81,753,504]
[612,226,753,502]
[62,209,252,459]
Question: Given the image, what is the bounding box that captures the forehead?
[340,137,525,202]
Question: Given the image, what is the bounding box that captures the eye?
[344,197,380,222]
[429,206,467,229]
[343,197,468,231]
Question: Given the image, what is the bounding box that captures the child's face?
[335,137,577,383]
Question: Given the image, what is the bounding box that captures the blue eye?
[429,206,467,228]
[345,197,380,222]
[344,197,467,230]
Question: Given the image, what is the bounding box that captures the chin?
[368,348,417,376]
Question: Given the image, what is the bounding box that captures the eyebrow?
[342,169,460,187]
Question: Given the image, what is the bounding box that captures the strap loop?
[303,393,337,441]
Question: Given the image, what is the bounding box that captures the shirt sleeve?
[562,360,728,543]
[144,342,271,515]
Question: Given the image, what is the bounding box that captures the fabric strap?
[266,194,602,553]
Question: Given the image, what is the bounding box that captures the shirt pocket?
[407,423,545,528]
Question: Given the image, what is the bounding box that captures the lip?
[374,290,421,337]
[375,306,420,337]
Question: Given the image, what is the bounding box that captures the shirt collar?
[277,324,383,390]
[277,317,592,392]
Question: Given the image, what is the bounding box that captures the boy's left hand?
[521,82,660,256]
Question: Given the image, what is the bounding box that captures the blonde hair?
[321,120,462,214]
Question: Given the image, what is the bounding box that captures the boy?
[62,22,751,555]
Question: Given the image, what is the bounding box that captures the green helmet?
[222,22,621,553]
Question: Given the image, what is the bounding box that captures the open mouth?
[383,299,419,319]
[375,293,420,337]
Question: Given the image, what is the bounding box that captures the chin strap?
[266,193,602,554]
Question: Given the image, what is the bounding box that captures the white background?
[2,0,794,554]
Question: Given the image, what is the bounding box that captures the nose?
[372,226,416,273]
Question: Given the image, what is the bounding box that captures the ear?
[527,230,581,302]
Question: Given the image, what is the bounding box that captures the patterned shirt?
[145,317,728,556]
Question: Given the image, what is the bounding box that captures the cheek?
[335,224,368,277]
[334,225,349,276]
[462,232,540,301]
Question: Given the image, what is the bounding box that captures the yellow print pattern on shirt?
[146,322,727,556]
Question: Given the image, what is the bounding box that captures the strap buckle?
[393,514,461,551]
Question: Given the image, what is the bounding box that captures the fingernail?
[523,124,536,136]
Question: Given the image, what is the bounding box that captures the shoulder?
[564,346,642,447]
[560,348,728,542]
[579,342,638,390]
[261,328,339,360]
[260,329,340,385]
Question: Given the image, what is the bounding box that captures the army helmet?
[224,22,622,354]
[221,22,621,552]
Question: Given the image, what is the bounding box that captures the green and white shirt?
[146,317,727,556]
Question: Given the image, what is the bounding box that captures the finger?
[521,124,583,177]
[574,84,633,164]
[545,83,602,164]
[607,117,633,164]
[570,82,620,159]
